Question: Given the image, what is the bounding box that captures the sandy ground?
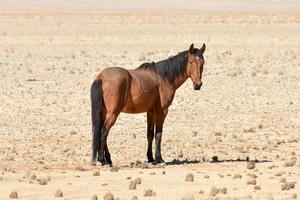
[0,11,300,200]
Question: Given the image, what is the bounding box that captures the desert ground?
[0,8,300,200]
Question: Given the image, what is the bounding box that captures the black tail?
[91,80,103,163]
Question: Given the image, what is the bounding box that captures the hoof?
[98,158,112,166]
[100,160,106,166]
[147,158,155,163]
[155,157,165,164]
[106,158,113,166]
[97,157,106,166]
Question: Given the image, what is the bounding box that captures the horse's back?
[96,67,161,114]
[99,67,131,82]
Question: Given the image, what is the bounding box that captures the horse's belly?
[121,95,153,113]
[122,106,147,114]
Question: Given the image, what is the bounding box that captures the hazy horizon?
[1,0,300,12]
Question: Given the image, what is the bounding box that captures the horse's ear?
[189,43,194,53]
[200,43,206,54]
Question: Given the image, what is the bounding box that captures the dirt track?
[0,12,300,199]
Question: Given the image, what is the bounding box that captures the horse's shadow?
[166,157,272,166]
[166,159,201,165]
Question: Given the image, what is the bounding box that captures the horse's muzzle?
[193,82,202,90]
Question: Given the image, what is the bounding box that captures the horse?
[90,43,206,166]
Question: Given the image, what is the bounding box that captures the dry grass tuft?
[9,191,18,199]
[104,192,114,200]
[246,179,257,185]
[233,174,242,179]
[185,173,194,182]
[210,186,227,196]
[144,189,155,197]
[128,180,137,190]
[110,166,119,172]
[281,182,295,190]
[247,162,256,169]
[91,195,98,200]
[37,178,48,185]
[134,177,142,185]
[254,185,261,190]
[54,189,63,197]
[92,170,100,176]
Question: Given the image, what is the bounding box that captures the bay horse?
[91,43,206,166]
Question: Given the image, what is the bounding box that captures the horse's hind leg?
[146,112,155,162]
[97,138,112,165]
[91,125,101,166]
[98,112,118,166]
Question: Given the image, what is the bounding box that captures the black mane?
[137,49,202,82]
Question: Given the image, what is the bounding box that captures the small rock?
[70,131,77,135]
[144,189,154,196]
[219,187,227,194]
[210,186,227,195]
[38,178,48,185]
[247,162,256,169]
[249,173,258,178]
[254,185,261,190]
[212,156,219,162]
[110,166,119,172]
[31,174,37,180]
[54,189,63,197]
[161,171,166,175]
[275,171,283,176]
[281,182,295,190]
[246,179,257,185]
[92,170,100,176]
[233,174,242,179]
[185,173,194,182]
[280,177,286,183]
[128,180,137,190]
[210,186,218,196]
[104,192,114,200]
[283,161,295,167]
[131,196,138,200]
[9,191,18,198]
[76,166,87,171]
[134,177,142,185]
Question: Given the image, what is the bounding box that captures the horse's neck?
[158,72,188,109]
[173,71,189,90]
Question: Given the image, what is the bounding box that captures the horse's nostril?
[193,82,202,90]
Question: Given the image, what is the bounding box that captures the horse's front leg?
[154,108,168,163]
[146,112,155,163]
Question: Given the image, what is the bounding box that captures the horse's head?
[186,43,206,90]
